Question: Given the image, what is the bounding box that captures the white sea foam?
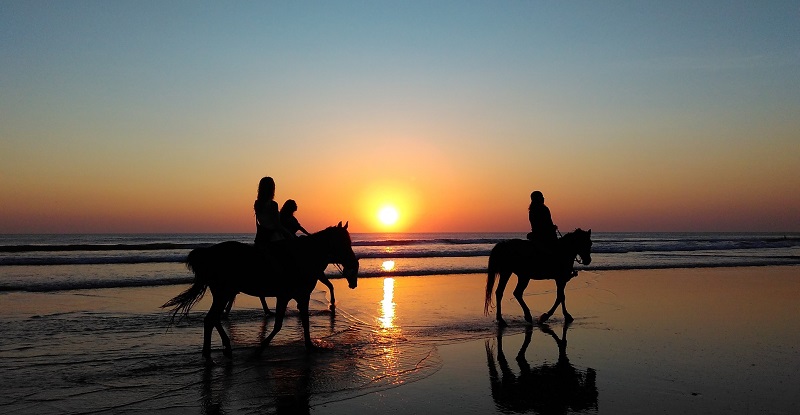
[0,232,798,292]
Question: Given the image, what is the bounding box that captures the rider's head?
[281,199,298,214]
[531,191,545,204]
[258,176,276,201]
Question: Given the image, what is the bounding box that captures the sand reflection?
[486,324,598,414]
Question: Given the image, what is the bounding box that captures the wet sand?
[1,266,799,414]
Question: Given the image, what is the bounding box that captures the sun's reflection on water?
[381,260,395,272]
[379,277,395,329]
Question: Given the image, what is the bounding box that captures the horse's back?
[186,241,256,273]
[491,239,536,260]
[490,238,557,278]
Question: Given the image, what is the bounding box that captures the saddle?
[526,237,578,277]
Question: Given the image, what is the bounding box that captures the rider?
[280,199,311,237]
[225,176,291,317]
[254,177,293,244]
[527,190,558,251]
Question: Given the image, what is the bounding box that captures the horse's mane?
[309,224,352,243]
[557,229,590,247]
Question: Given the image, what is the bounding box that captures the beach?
[1,265,799,414]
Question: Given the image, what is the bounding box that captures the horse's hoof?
[223,348,233,359]
[524,315,534,324]
[202,349,212,359]
[497,318,509,328]
[328,303,336,312]
[564,314,574,324]
[538,313,551,323]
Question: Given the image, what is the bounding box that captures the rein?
[559,230,585,267]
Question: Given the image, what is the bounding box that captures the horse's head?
[571,228,592,266]
[326,221,359,289]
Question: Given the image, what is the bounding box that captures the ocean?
[1,232,799,414]
[1,232,799,293]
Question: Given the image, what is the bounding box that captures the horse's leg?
[259,297,273,317]
[512,277,534,324]
[319,275,335,310]
[540,279,572,323]
[222,294,235,318]
[494,272,511,327]
[203,296,230,359]
[296,296,317,351]
[557,280,574,323]
[259,296,289,350]
[213,309,233,358]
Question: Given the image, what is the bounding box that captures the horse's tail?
[484,243,501,316]
[161,248,211,324]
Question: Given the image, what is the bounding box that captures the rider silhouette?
[280,199,311,237]
[527,191,558,250]
[225,176,291,317]
[254,177,292,244]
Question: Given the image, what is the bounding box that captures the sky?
[1,1,799,233]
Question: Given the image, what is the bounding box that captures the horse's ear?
[344,221,349,230]
[337,221,343,228]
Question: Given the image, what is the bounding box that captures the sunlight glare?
[381,260,395,272]
[379,278,395,329]
[378,206,399,226]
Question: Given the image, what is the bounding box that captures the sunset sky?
[2,2,798,233]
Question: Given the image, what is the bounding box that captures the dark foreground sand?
[1,266,798,414]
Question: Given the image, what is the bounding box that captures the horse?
[484,229,592,326]
[221,272,339,318]
[162,222,359,359]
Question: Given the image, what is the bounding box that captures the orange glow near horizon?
[357,182,422,232]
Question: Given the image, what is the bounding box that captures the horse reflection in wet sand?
[162,222,359,359]
[486,324,598,414]
[485,229,592,326]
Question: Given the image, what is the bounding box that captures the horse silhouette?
[163,222,359,359]
[484,229,592,326]
[486,324,598,414]
[222,272,340,318]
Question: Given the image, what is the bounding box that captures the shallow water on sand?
[0,275,513,414]
[2,268,800,414]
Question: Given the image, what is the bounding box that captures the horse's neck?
[300,231,334,260]
[556,234,577,256]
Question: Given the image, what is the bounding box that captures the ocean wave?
[3,241,798,266]
[0,243,205,253]
[3,260,798,293]
[353,238,504,247]
[3,234,797,254]
[0,275,194,292]
[0,254,189,266]
[595,237,800,253]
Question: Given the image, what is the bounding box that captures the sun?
[378,206,399,226]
